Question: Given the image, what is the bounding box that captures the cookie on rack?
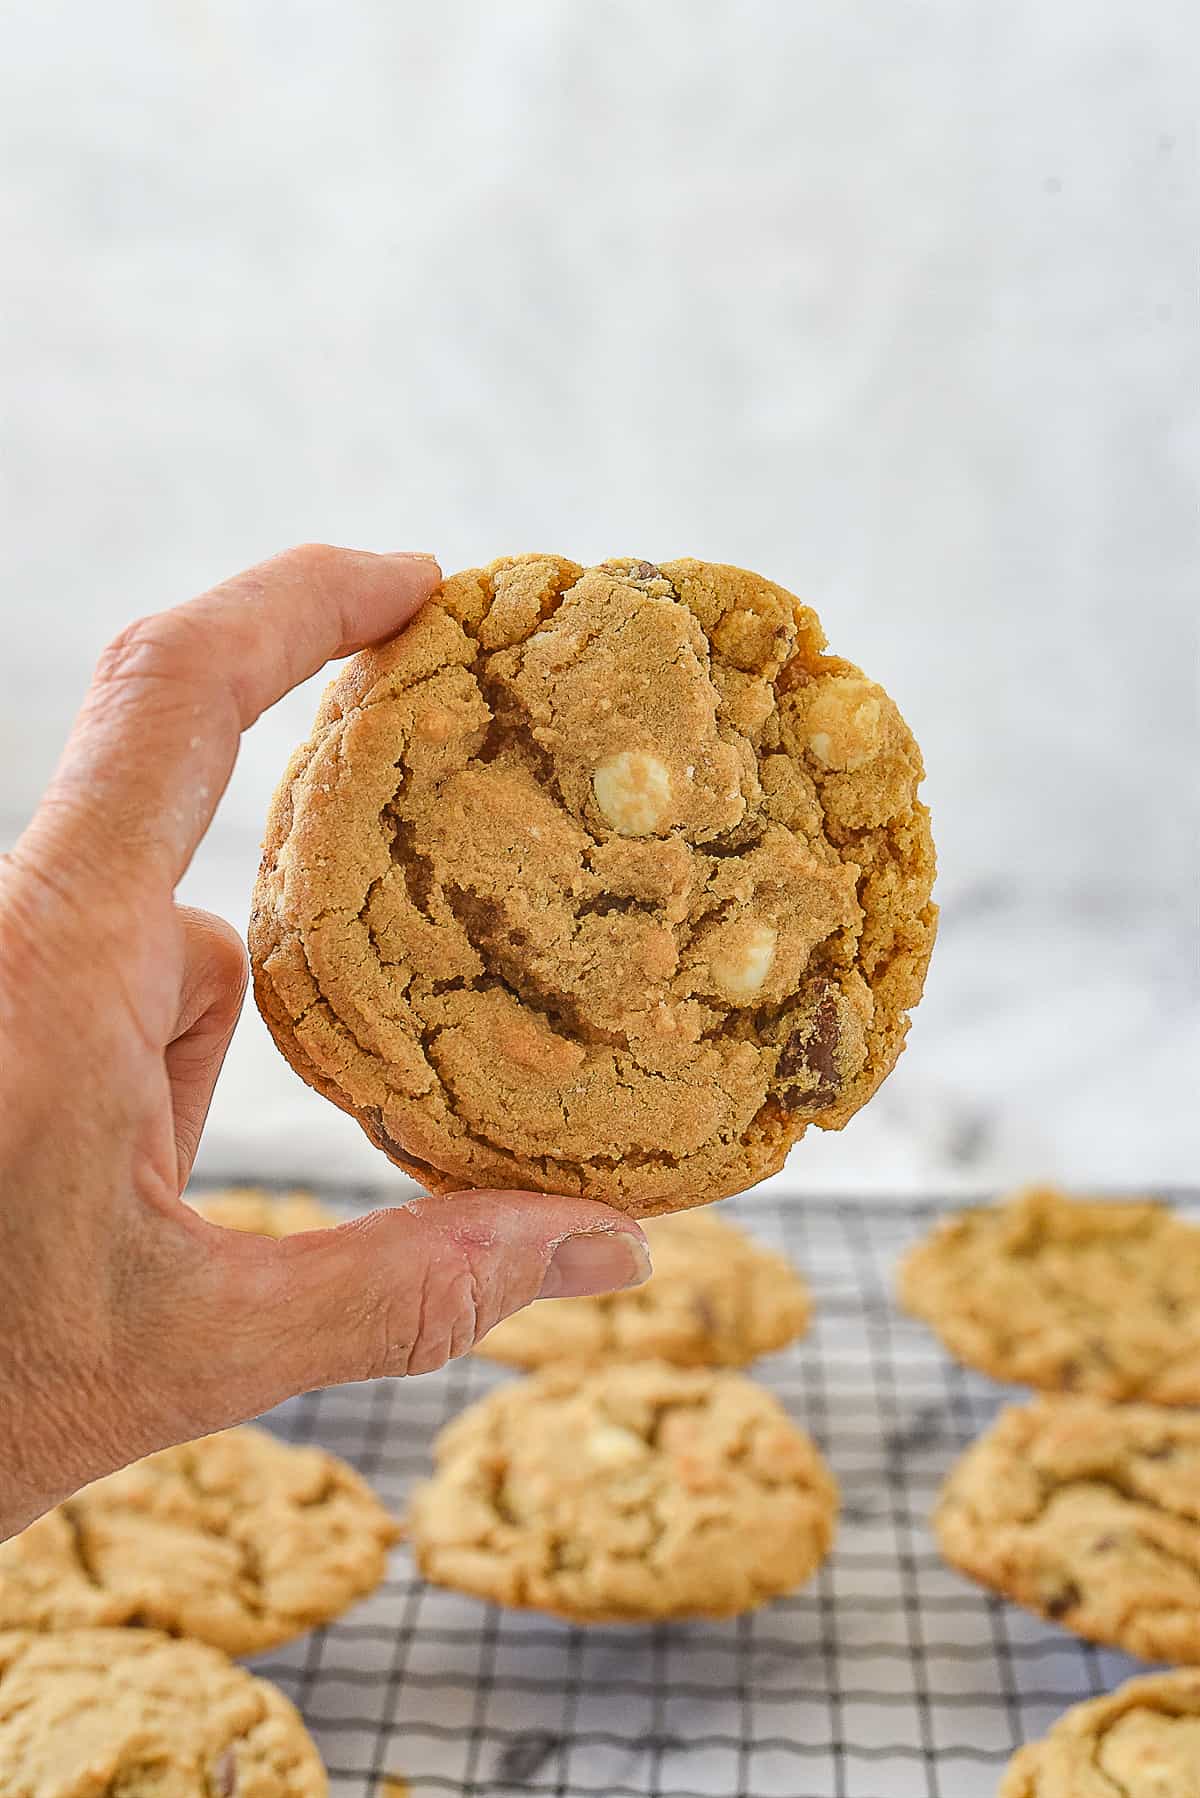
[478,1206,810,1369]
[1000,1668,1200,1796]
[935,1396,1200,1664]
[407,1359,837,1622]
[0,1425,397,1655]
[190,1185,339,1236]
[251,554,936,1216]
[0,1627,326,1797]
[898,1184,1200,1402]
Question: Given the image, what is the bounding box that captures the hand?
[0,544,651,1541]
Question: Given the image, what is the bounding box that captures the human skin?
[0,545,650,1542]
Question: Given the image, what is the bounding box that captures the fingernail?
[383,551,440,564]
[538,1229,653,1301]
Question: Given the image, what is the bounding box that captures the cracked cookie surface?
[1001,1669,1200,1796]
[250,556,935,1214]
[476,1206,810,1369]
[900,1186,1200,1402]
[407,1360,838,1622]
[190,1187,339,1236]
[0,1426,398,1655]
[0,1628,326,1797]
[935,1397,1200,1663]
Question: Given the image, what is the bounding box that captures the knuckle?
[277,541,342,587]
[194,912,250,1000]
[220,925,250,990]
[89,610,235,745]
[224,942,251,1010]
[363,1247,484,1381]
[414,1261,483,1375]
[360,1296,412,1381]
[94,612,184,690]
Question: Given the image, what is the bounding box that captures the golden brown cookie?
[0,1628,326,1798]
[1000,1669,1200,1796]
[191,1185,339,1236]
[476,1206,810,1369]
[935,1396,1200,1664]
[0,1425,398,1655]
[407,1359,837,1622]
[899,1185,1200,1401]
[251,556,936,1215]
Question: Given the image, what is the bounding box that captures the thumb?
[155,1192,652,1431]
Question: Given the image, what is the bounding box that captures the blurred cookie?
[936,1396,1200,1663]
[478,1207,810,1369]
[251,555,935,1215]
[0,1425,397,1655]
[0,1628,325,1797]
[899,1185,1200,1402]
[407,1359,837,1622]
[1001,1669,1200,1796]
[191,1185,338,1236]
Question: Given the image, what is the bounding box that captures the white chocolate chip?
[413,703,458,745]
[587,1424,648,1467]
[711,921,778,1001]
[806,677,884,772]
[592,751,672,836]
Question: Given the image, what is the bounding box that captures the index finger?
[25,544,441,898]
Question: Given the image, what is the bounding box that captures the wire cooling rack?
[221,1187,1193,1798]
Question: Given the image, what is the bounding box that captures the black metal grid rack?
[230,1189,1189,1798]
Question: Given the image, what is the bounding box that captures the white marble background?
[0,2,1195,1197]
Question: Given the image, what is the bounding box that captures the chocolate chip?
[212,1750,238,1797]
[1045,1581,1081,1620]
[775,657,812,694]
[777,989,841,1109]
[632,561,661,581]
[1143,1441,1176,1461]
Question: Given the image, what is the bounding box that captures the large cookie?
[191,1186,339,1236]
[476,1206,810,1369]
[935,1396,1200,1663]
[1001,1669,1200,1796]
[407,1360,837,1622]
[0,1425,397,1655]
[0,1628,325,1797]
[899,1185,1200,1402]
[251,556,936,1214]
